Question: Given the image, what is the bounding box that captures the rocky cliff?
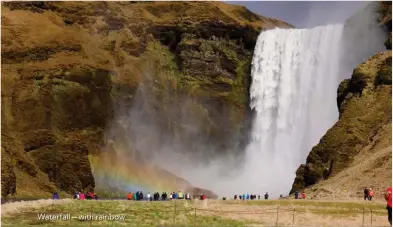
[1,2,292,198]
[290,2,392,197]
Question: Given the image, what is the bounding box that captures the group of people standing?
[294,191,306,199]
[128,191,145,200]
[53,191,98,200]
[233,193,269,200]
[73,191,97,200]
[364,187,375,201]
[127,191,192,201]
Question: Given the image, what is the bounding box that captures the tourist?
[79,192,85,200]
[369,189,374,201]
[258,195,260,200]
[301,191,306,199]
[234,195,237,200]
[127,192,132,200]
[52,192,59,200]
[88,192,94,200]
[364,187,369,201]
[264,192,269,200]
[295,191,299,199]
[74,192,79,199]
[385,187,392,226]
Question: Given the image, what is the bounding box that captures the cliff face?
[291,51,392,195]
[1,2,292,197]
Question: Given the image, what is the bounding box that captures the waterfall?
[246,25,345,196]
[245,2,386,197]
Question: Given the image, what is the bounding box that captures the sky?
[228,1,371,28]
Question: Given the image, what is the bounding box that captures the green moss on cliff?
[1,1,291,197]
[375,56,392,86]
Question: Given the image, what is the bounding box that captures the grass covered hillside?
[1,2,292,198]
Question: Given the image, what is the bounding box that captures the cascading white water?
[245,24,345,197]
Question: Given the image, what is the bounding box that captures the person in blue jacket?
[52,192,59,200]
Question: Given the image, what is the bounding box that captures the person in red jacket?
[385,187,392,226]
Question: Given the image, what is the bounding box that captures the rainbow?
[89,151,188,195]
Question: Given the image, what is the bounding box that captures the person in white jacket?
[147,192,151,201]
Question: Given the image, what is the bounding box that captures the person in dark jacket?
[264,192,269,200]
[364,188,370,201]
[294,191,299,199]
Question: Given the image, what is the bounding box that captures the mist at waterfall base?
[95,4,387,198]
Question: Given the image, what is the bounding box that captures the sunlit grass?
[2,200,257,227]
[2,199,388,227]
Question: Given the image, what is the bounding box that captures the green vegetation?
[2,200,254,227]
[2,199,388,227]
[375,56,392,86]
[227,199,385,210]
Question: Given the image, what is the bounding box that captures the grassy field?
[1,199,390,227]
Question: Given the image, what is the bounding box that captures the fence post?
[370,209,373,227]
[292,208,295,227]
[193,207,196,227]
[90,203,93,227]
[275,206,279,226]
[362,207,365,227]
[173,199,177,227]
